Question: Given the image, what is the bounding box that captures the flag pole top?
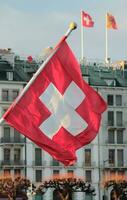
[65,22,77,38]
[69,22,77,30]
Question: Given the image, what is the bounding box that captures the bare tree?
[36,177,95,200]
[0,176,31,200]
[105,180,127,200]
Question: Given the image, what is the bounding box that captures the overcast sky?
[0,0,127,62]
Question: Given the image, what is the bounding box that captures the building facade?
[0,51,127,200]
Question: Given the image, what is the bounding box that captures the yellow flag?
[106,13,117,29]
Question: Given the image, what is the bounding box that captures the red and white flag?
[82,11,94,27]
[2,36,106,166]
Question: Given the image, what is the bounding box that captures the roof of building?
[0,60,12,71]
[0,55,127,87]
[0,57,39,82]
[81,64,127,87]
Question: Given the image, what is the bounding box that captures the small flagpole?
[65,22,77,38]
[105,13,108,64]
[0,22,77,125]
[81,10,84,63]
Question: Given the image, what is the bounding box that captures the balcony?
[33,160,46,167]
[1,160,25,167]
[13,160,25,166]
[107,124,125,130]
[13,138,25,144]
[105,139,126,145]
[50,160,63,167]
[52,160,60,166]
[104,162,126,169]
[1,160,12,166]
[107,126,116,130]
[82,161,96,168]
[0,137,25,145]
[83,162,91,167]
[34,160,42,166]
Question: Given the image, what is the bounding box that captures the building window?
[35,148,42,166]
[53,170,60,177]
[4,169,10,176]
[14,169,21,177]
[3,127,10,142]
[108,130,115,144]
[14,148,21,164]
[2,107,8,115]
[2,89,9,101]
[85,149,91,166]
[110,170,116,177]
[107,95,114,106]
[117,130,123,144]
[12,90,19,100]
[52,158,59,166]
[7,72,13,81]
[118,170,124,177]
[67,170,74,177]
[108,111,114,126]
[4,148,10,163]
[117,149,124,167]
[116,95,122,106]
[14,129,21,142]
[85,170,92,182]
[35,170,42,182]
[116,111,123,127]
[2,89,19,102]
[109,149,115,166]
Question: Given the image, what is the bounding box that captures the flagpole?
[0,22,77,125]
[105,13,108,64]
[81,10,84,63]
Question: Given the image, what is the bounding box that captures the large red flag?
[2,37,106,166]
[82,11,94,27]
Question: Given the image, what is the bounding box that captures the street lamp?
[103,159,110,200]
[27,183,36,200]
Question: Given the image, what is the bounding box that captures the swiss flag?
[82,11,94,27]
[2,37,106,166]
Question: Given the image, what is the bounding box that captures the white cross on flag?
[2,36,106,166]
[82,11,94,27]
